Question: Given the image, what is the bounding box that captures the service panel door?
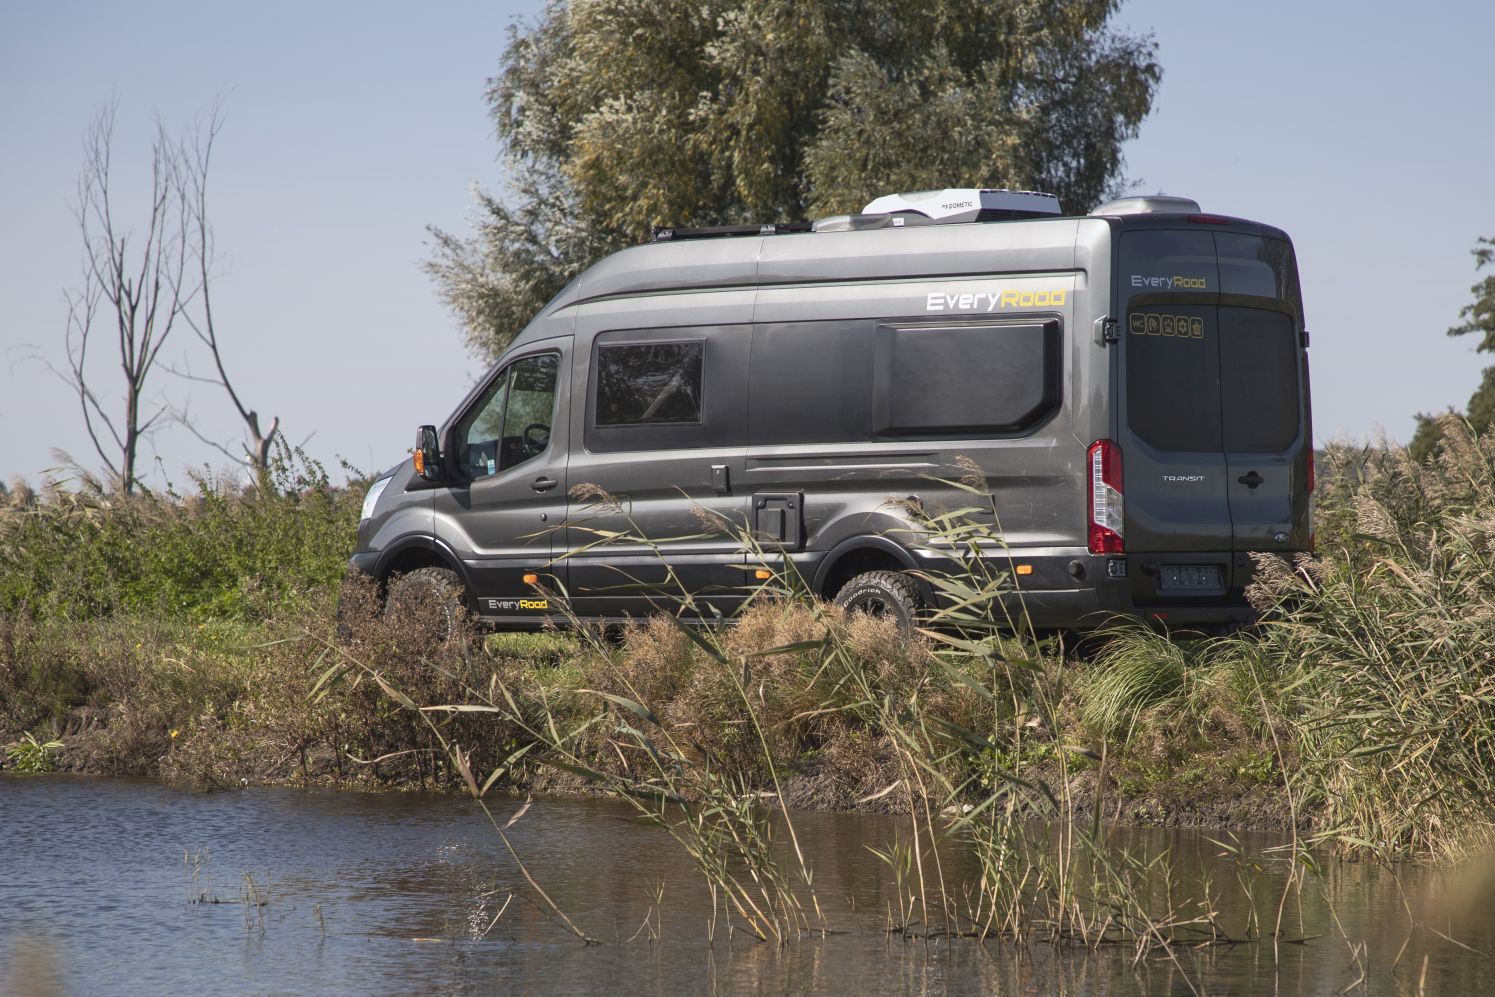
[433,341,569,619]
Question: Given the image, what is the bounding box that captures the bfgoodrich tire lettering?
[832,570,921,631]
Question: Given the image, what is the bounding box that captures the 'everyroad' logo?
[925,288,1067,312]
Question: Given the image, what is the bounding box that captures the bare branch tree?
[64,103,195,494]
[63,99,281,493]
[172,100,281,483]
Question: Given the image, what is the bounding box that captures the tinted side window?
[596,342,703,425]
[454,353,558,478]
[585,327,749,453]
[873,321,1059,436]
[1125,304,1222,453]
[1219,307,1299,453]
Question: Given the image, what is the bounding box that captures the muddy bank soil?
[20,708,1300,834]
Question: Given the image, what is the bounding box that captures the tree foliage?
[1449,237,1495,353]
[428,0,1160,360]
[1412,236,1495,461]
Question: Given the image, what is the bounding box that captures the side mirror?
[414,425,441,481]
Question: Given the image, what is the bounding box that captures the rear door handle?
[1238,471,1263,489]
[531,476,558,493]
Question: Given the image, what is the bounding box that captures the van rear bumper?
[911,546,1260,631]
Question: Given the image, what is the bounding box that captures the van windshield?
[1120,231,1302,455]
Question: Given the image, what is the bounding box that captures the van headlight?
[361,476,392,523]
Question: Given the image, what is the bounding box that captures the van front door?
[433,343,569,622]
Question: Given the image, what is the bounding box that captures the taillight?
[1087,440,1124,554]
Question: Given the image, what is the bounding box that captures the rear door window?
[1215,232,1300,305]
[1124,304,1221,453]
[1219,307,1299,453]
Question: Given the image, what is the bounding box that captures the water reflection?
[1,776,1492,995]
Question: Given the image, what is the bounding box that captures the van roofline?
[511,209,1290,351]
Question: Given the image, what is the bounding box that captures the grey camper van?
[348,188,1313,632]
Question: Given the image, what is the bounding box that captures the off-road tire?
[833,570,922,631]
[384,566,468,643]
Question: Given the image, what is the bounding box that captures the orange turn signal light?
[754,569,773,580]
[1014,564,1033,576]
[412,449,425,475]
[523,573,539,585]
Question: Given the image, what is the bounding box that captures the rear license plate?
[1159,565,1224,591]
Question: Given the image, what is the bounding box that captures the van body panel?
[358,461,433,554]
[576,239,763,302]
[748,273,1083,563]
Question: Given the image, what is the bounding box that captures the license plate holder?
[1158,565,1224,591]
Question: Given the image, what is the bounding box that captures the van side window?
[872,321,1060,437]
[585,327,748,454]
[596,342,704,425]
[455,352,558,478]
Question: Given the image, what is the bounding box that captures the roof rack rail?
[653,222,811,243]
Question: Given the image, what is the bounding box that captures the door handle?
[531,476,558,493]
[1238,470,1263,489]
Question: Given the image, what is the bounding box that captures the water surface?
[2,776,1491,995]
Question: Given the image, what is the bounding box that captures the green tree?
[1411,236,1495,462]
[428,0,1161,360]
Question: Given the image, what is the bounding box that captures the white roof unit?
[861,188,1062,223]
[1089,194,1202,216]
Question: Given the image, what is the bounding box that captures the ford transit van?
[348,189,1312,632]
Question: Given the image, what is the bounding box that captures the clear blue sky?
[2,0,1492,487]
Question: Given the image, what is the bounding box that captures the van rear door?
[1116,228,1310,582]
[1116,231,1234,558]
[1215,234,1311,553]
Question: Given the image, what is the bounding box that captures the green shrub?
[0,446,366,623]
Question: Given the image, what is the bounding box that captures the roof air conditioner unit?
[861,188,1061,223]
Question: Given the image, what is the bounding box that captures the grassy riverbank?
[4,420,1495,865]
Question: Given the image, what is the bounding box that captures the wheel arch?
[812,535,929,603]
[375,536,474,599]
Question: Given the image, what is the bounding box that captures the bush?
[0,447,366,623]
